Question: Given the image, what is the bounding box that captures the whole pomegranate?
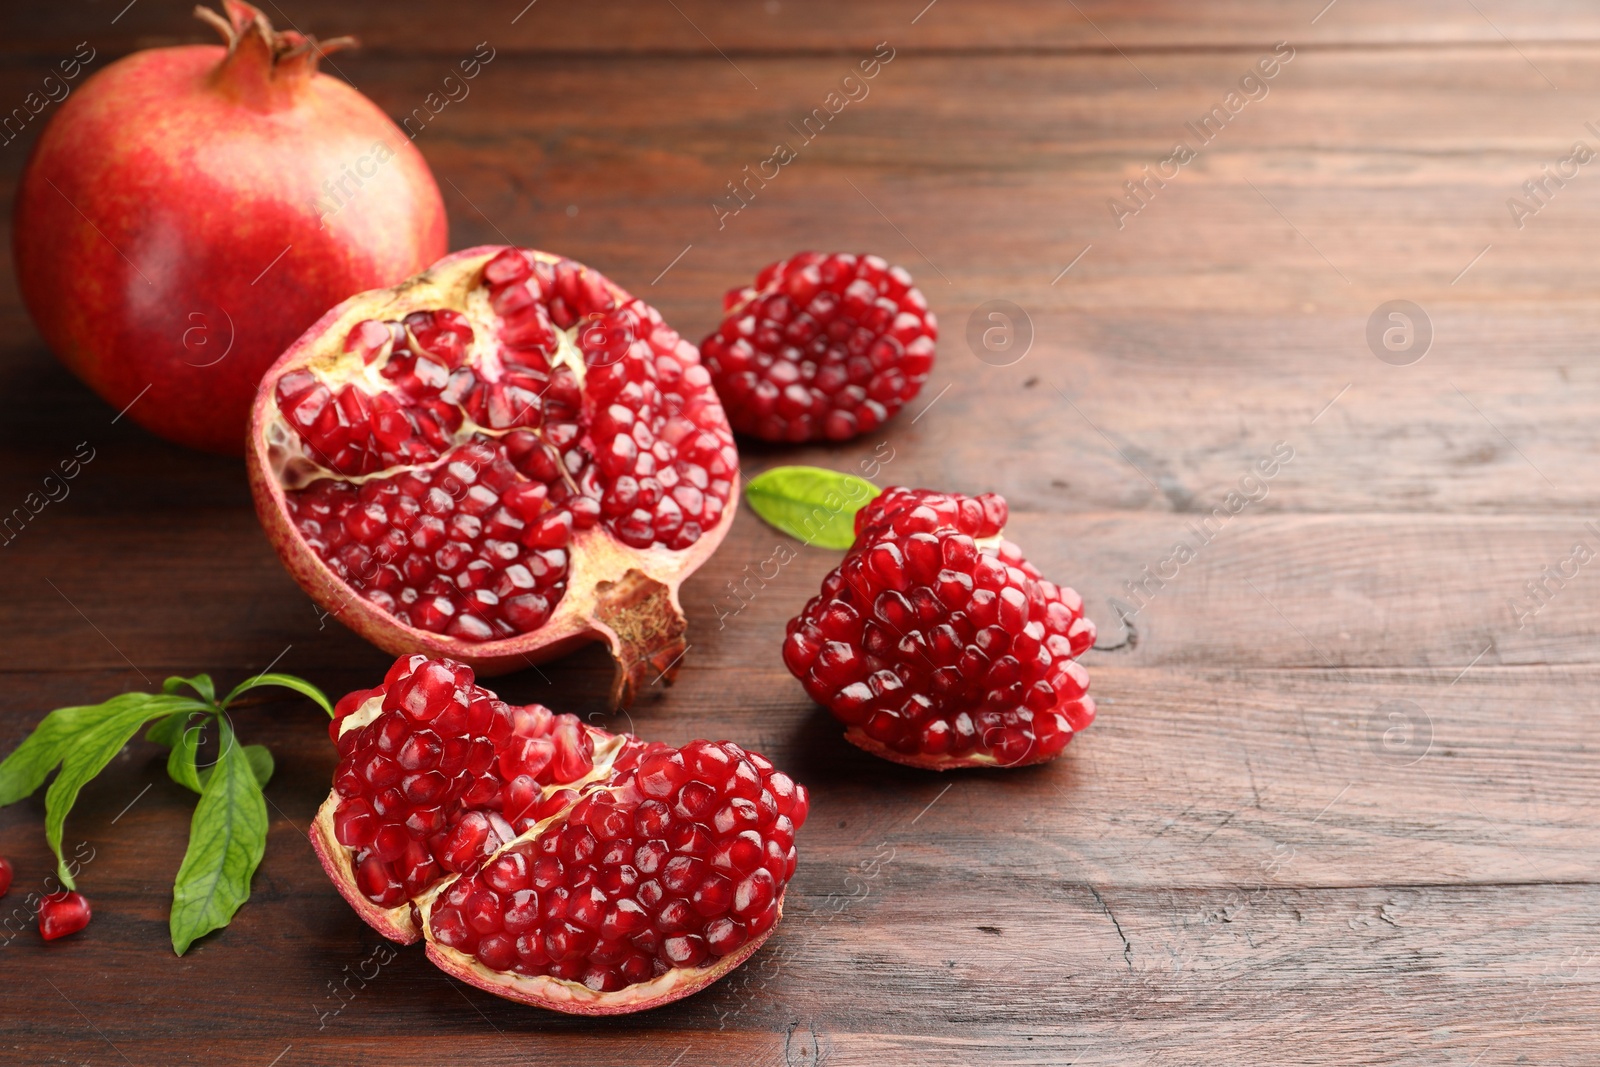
[313,656,808,1013]
[783,487,1096,769]
[13,1,447,454]
[248,246,740,703]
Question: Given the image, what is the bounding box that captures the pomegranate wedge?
[312,656,808,1014]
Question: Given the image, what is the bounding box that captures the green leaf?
[166,716,208,795]
[221,672,333,718]
[172,725,271,794]
[0,701,119,807]
[744,465,883,549]
[146,710,198,749]
[162,674,216,705]
[42,694,206,888]
[170,720,268,956]
[242,745,274,789]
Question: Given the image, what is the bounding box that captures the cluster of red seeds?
[701,252,937,442]
[330,655,615,906]
[429,739,808,992]
[783,487,1096,765]
[287,439,572,639]
[275,249,738,641]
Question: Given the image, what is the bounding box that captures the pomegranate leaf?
[241,745,275,789]
[146,710,199,748]
[166,716,207,794]
[170,719,268,956]
[166,717,275,796]
[745,465,882,550]
[0,700,169,807]
[2,671,324,948]
[41,694,212,888]
[162,674,216,704]
[221,672,332,718]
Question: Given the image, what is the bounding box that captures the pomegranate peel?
[248,246,739,701]
[313,657,807,1013]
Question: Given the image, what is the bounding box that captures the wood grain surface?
[2,2,1598,1065]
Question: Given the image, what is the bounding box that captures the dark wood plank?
[7,0,1600,57]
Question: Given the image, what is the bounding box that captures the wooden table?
[3,2,1598,1063]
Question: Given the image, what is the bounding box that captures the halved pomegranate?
[311,655,808,1013]
[248,246,740,703]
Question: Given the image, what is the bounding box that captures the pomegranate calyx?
[196,1,356,109]
[591,569,688,708]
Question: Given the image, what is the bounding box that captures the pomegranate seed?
[39,891,91,941]
[0,857,11,898]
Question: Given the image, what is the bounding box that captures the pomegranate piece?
[39,891,91,941]
[783,487,1096,769]
[249,247,740,703]
[701,252,937,442]
[12,2,446,454]
[0,856,11,898]
[311,656,809,1014]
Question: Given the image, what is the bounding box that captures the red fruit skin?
[39,891,91,941]
[13,6,447,454]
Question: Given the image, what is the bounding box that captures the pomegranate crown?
[194,0,356,107]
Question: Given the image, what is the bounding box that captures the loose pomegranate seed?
[273,250,738,642]
[701,252,937,442]
[783,487,1096,769]
[0,857,11,898]
[428,739,806,993]
[39,891,91,941]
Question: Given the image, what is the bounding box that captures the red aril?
[13,1,447,454]
[249,246,740,702]
[0,857,11,898]
[783,487,1096,769]
[311,656,808,1013]
[39,891,91,941]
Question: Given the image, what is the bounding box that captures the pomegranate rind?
[246,245,738,694]
[421,897,783,1016]
[843,710,1093,770]
[310,793,423,945]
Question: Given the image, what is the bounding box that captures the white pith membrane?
[311,700,782,1011]
[263,286,591,493]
